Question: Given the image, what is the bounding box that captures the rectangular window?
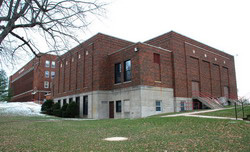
[116,100,122,112]
[44,81,49,88]
[63,99,67,105]
[51,71,55,79]
[69,98,73,103]
[156,100,162,112]
[115,63,121,83]
[45,60,50,67]
[45,71,49,78]
[124,60,131,82]
[51,61,56,68]
[154,53,160,64]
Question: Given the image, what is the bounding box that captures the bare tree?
[0,0,106,67]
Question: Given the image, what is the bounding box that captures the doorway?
[109,101,114,118]
[83,96,88,115]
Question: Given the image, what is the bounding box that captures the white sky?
[6,0,250,97]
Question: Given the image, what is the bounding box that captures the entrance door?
[83,96,88,115]
[109,101,114,118]
[224,86,229,98]
[192,81,200,97]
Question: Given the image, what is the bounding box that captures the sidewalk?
[161,108,243,120]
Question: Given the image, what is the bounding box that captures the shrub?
[66,102,79,118]
[61,103,69,118]
[41,100,54,115]
[52,102,62,117]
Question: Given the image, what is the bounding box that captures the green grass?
[0,115,250,151]
[197,106,250,118]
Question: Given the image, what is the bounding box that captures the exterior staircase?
[192,91,224,109]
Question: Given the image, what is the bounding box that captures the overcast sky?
[6,0,250,97]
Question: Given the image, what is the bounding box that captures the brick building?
[9,54,57,102]
[52,31,237,119]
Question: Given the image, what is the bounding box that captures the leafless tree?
[0,0,106,67]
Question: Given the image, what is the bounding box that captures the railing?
[192,91,223,108]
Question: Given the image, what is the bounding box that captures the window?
[51,71,55,79]
[45,60,50,67]
[44,81,49,88]
[115,63,121,83]
[69,98,73,103]
[63,99,67,105]
[124,60,131,82]
[154,53,160,64]
[51,61,56,68]
[116,100,122,112]
[45,71,49,78]
[156,100,162,112]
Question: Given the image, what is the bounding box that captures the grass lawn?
[197,105,250,119]
[0,114,250,151]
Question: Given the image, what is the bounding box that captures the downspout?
[91,42,94,119]
[171,51,176,112]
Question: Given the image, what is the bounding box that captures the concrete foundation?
[54,85,175,119]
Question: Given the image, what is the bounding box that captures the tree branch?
[9,31,38,57]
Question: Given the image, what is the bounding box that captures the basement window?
[116,100,122,112]
[156,100,162,112]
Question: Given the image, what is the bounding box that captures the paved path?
[161,108,243,120]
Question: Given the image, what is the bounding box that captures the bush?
[52,103,62,117]
[66,102,79,118]
[41,100,54,115]
[61,103,69,118]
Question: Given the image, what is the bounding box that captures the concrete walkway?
[161,108,243,120]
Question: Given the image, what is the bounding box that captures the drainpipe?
[90,42,94,119]
[171,52,176,112]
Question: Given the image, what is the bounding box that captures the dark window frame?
[156,100,162,112]
[124,60,131,82]
[114,63,121,83]
[116,100,122,112]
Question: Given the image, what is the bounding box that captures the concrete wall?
[54,85,175,119]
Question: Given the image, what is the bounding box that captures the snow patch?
[0,101,46,116]
[103,137,128,141]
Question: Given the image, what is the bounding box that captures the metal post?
[242,102,245,118]
[234,102,237,120]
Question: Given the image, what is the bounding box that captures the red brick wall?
[52,33,133,98]
[145,31,238,99]
[10,54,57,102]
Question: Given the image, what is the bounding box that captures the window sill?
[123,81,132,84]
[155,81,161,83]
